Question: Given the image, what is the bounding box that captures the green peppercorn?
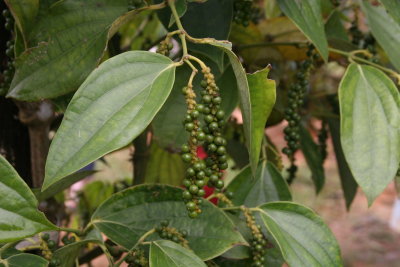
[182,190,192,200]
[196,180,205,187]
[210,174,219,183]
[203,95,212,103]
[181,153,192,162]
[197,189,206,197]
[215,180,224,189]
[209,122,218,131]
[189,185,199,194]
[189,211,198,218]
[186,201,196,211]
[183,179,192,187]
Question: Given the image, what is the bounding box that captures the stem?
[168,0,188,55]
[187,55,208,70]
[329,48,400,83]
[114,229,156,267]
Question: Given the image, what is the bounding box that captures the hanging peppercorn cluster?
[1,8,15,95]
[242,208,269,266]
[124,248,148,267]
[155,220,189,248]
[282,46,316,184]
[233,0,261,27]
[180,66,228,218]
[318,121,328,162]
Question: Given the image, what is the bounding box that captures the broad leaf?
[247,66,276,171]
[277,0,329,61]
[145,143,185,186]
[43,51,176,190]
[150,240,206,267]
[361,2,400,71]
[5,0,39,44]
[7,0,132,100]
[258,202,342,267]
[0,254,48,267]
[91,184,246,260]
[219,48,253,173]
[299,126,325,193]
[326,118,357,210]
[339,63,400,204]
[0,156,56,243]
[379,0,400,25]
[226,161,291,207]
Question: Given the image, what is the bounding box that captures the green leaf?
[36,170,96,201]
[1,254,48,267]
[169,0,187,27]
[226,161,291,207]
[0,155,56,243]
[145,143,185,186]
[43,51,176,190]
[379,0,400,24]
[91,184,246,260]
[4,0,39,43]
[361,2,400,71]
[82,181,114,214]
[299,126,325,193]
[339,63,400,204]
[219,48,253,173]
[258,202,342,267]
[150,240,206,267]
[52,239,101,267]
[325,10,349,42]
[326,118,357,210]
[7,0,131,100]
[247,66,276,171]
[277,0,329,61]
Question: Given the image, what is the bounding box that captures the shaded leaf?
[145,143,185,186]
[150,240,206,267]
[91,184,246,260]
[157,0,233,70]
[0,156,56,243]
[277,0,329,61]
[169,0,187,27]
[325,10,349,42]
[5,0,39,44]
[43,51,176,190]
[339,63,400,204]
[52,239,101,267]
[299,126,325,193]
[247,66,276,171]
[362,2,400,71]
[326,118,357,210]
[226,161,291,207]
[258,202,342,267]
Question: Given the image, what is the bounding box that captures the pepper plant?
[0,0,399,266]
